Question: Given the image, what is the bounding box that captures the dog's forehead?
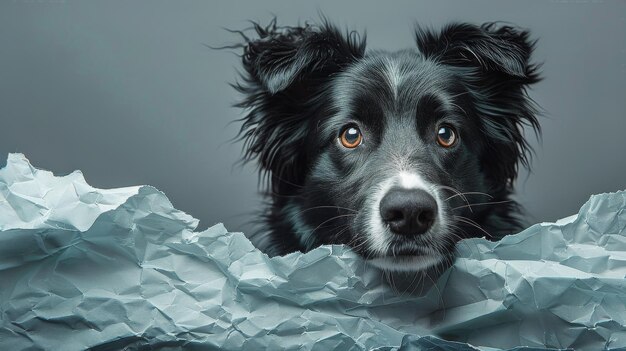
[331,50,455,116]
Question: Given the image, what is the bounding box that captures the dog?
[231,18,541,273]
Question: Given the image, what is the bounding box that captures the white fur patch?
[367,254,442,272]
[398,171,427,189]
[384,58,402,100]
[367,177,396,255]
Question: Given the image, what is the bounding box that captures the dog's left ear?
[416,23,541,185]
[416,22,539,79]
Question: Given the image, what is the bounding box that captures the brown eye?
[437,125,457,148]
[340,126,363,148]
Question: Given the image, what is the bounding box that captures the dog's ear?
[241,20,365,94]
[235,20,365,190]
[416,23,538,79]
[416,23,541,186]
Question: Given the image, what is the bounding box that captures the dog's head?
[233,19,540,272]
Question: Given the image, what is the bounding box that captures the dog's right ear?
[240,20,365,94]
[234,20,365,190]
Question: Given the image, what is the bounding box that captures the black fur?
[231,19,541,271]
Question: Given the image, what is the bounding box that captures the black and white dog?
[232,19,541,272]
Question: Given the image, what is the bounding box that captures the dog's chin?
[366,253,443,272]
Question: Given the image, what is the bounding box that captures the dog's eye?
[437,125,457,148]
[339,126,363,148]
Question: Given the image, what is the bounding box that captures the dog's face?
[308,53,487,271]
[234,21,540,272]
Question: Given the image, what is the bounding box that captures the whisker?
[425,271,446,321]
[400,271,419,296]
[309,214,357,236]
[444,191,494,201]
[456,215,489,233]
[454,215,493,238]
[332,226,352,243]
[451,199,513,211]
[408,271,427,296]
[349,239,369,252]
[444,224,479,255]
[437,185,472,213]
[449,101,468,117]
[297,205,359,214]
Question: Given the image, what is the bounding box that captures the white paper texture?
[1,153,624,350]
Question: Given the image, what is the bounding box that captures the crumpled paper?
[0,153,624,351]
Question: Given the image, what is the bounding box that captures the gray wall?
[1,1,625,235]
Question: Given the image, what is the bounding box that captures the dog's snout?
[379,188,438,236]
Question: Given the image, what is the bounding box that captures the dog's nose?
[379,188,438,236]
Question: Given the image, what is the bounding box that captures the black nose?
[379,188,438,236]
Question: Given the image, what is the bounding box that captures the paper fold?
[1,153,624,350]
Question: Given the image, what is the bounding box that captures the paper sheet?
[1,153,625,350]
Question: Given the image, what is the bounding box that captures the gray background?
[1,0,625,235]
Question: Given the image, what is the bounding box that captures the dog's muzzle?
[365,172,445,272]
[379,187,438,236]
